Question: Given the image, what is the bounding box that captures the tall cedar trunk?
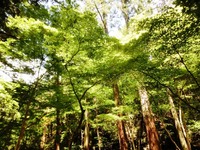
[179,107,191,149]
[55,74,61,150]
[120,0,130,29]
[113,83,129,150]
[83,108,89,150]
[93,2,108,34]
[55,109,61,150]
[138,117,144,150]
[94,7,129,149]
[94,98,102,150]
[40,125,47,150]
[95,3,128,150]
[15,102,30,150]
[15,61,41,150]
[167,89,191,150]
[126,122,136,150]
[138,86,161,150]
[96,127,102,150]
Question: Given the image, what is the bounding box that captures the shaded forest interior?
[0,0,200,150]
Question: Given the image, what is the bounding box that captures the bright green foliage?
[0,1,200,149]
[128,7,200,147]
[0,79,20,148]
[143,8,200,104]
[0,3,115,149]
[0,79,20,120]
[117,5,200,149]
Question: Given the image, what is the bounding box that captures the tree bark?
[93,1,108,34]
[68,111,85,150]
[179,107,191,149]
[162,121,181,150]
[113,83,129,150]
[66,67,98,150]
[83,108,89,150]
[15,102,30,150]
[55,74,61,150]
[40,125,47,150]
[138,86,161,150]
[167,89,191,150]
[96,127,102,150]
[126,121,136,150]
[55,109,61,150]
[94,97,102,150]
[137,117,143,150]
[120,0,130,29]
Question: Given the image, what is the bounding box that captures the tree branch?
[67,42,81,65]
[141,71,200,113]
[175,48,200,89]
[93,0,108,33]
[160,120,181,150]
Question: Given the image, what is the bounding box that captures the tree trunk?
[179,107,191,149]
[94,97,102,150]
[137,117,143,150]
[120,0,130,29]
[161,121,181,150]
[55,74,61,150]
[113,83,129,150]
[167,89,191,150]
[96,127,102,150]
[15,102,30,150]
[95,5,129,148]
[93,1,108,34]
[83,108,89,150]
[40,125,47,150]
[138,86,161,150]
[68,110,85,150]
[55,109,61,150]
[126,121,136,150]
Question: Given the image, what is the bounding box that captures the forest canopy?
[0,0,200,150]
